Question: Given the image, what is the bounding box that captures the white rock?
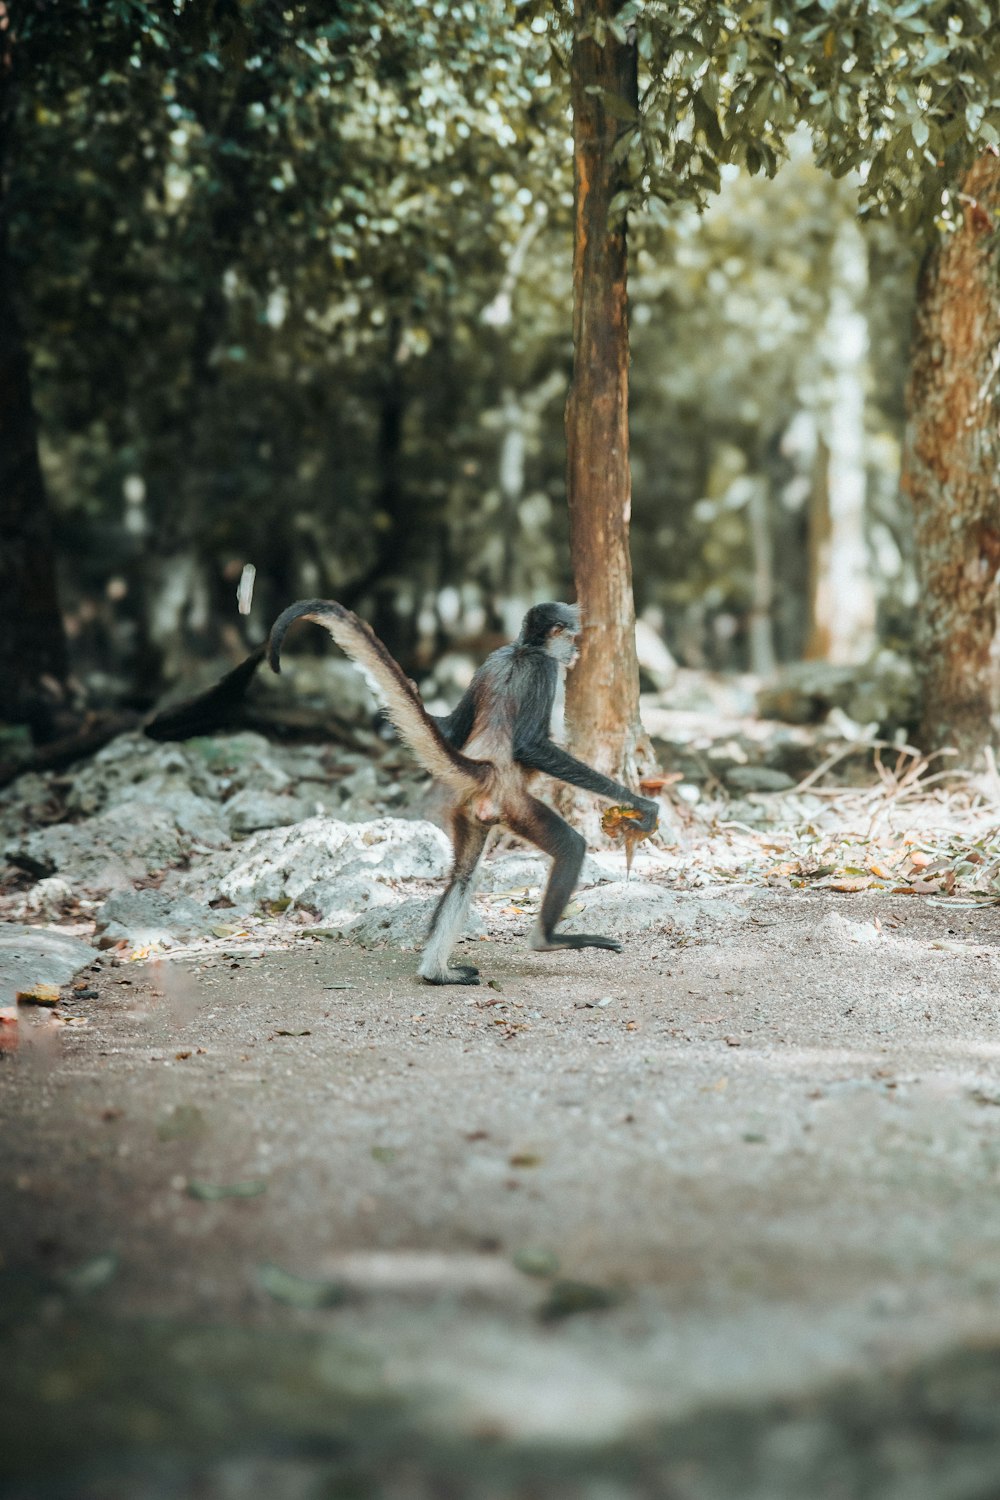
[477,851,609,894]
[177,816,452,918]
[9,802,190,892]
[343,897,485,951]
[224,788,311,835]
[93,891,217,948]
[814,912,883,945]
[563,884,743,940]
[0,925,94,1004]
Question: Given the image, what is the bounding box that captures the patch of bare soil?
[5,886,1000,1497]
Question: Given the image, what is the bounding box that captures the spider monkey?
[268,599,659,985]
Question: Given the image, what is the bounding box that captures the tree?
[0,0,68,733]
[11,1,570,681]
[566,2,1000,762]
[903,152,1000,756]
[564,0,647,800]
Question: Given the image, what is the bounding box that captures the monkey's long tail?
[268,599,487,797]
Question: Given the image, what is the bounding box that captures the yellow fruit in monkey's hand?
[600,805,654,875]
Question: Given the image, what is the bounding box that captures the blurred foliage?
[6,0,999,691]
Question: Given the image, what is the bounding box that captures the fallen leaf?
[16,984,60,1007]
[639,773,682,793]
[509,1152,542,1168]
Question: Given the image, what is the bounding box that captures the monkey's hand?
[601,799,658,876]
[632,796,660,835]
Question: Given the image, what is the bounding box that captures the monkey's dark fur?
[269,598,658,985]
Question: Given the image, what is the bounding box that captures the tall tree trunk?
[0,4,68,731]
[804,434,833,661]
[746,477,776,676]
[564,0,646,799]
[902,153,1000,758]
[820,220,875,665]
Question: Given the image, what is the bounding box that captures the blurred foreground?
[5,889,1000,1498]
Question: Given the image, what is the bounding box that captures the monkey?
[268,599,659,985]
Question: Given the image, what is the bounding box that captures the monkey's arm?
[433,688,476,749]
[513,737,658,832]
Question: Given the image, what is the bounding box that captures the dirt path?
[5,888,1000,1497]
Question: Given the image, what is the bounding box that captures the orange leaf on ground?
[16,985,60,1007]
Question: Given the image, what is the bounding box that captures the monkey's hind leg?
[508,797,623,955]
[418,813,491,985]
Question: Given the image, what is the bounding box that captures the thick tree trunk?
[902,153,1000,758]
[0,9,68,730]
[564,0,646,795]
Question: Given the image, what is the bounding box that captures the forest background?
[3,0,1000,777]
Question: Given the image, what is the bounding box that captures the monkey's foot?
[530,932,623,954]
[420,963,481,986]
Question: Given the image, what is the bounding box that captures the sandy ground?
[6,887,1000,1498]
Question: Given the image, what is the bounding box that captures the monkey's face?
[546,624,580,669]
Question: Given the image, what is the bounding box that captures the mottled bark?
[902,154,1000,757]
[564,0,646,793]
[746,478,776,676]
[804,435,833,662]
[820,221,875,665]
[0,4,68,728]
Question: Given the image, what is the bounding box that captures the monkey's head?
[519,602,581,667]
